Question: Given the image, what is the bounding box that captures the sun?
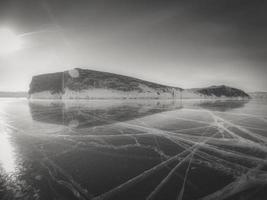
[0,28,23,55]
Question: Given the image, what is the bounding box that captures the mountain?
[0,91,28,98]
[29,68,250,99]
[187,85,250,98]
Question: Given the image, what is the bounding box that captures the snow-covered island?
[28,68,250,99]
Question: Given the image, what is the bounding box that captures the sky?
[0,0,266,92]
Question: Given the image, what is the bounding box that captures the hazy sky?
[0,0,266,92]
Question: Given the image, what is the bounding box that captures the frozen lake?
[0,98,267,200]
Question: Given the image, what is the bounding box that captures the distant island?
[248,92,267,99]
[0,91,27,98]
[28,68,250,99]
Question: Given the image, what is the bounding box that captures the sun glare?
[0,28,23,55]
[0,114,17,174]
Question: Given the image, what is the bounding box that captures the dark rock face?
[195,85,250,98]
[29,72,65,94]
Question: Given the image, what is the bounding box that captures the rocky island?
[29,68,250,99]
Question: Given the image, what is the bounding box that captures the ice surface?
[0,99,267,200]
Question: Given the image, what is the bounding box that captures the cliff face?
[29,68,182,99]
[29,68,250,99]
[29,72,64,94]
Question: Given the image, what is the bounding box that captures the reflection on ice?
[28,100,249,129]
[197,99,249,111]
[29,100,184,128]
